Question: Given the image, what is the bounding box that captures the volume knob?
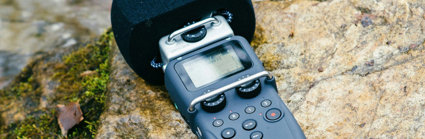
[201,94,226,113]
[181,27,207,42]
[237,79,261,98]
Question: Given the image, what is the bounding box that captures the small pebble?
[318,67,324,72]
[399,46,410,53]
[409,44,418,49]
[365,60,374,66]
[289,32,294,38]
[351,65,358,72]
[361,16,373,27]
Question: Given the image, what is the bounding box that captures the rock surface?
[96,43,195,138]
[253,0,425,138]
[97,0,425,138]
[1,0,425,138]
[0,31,113,138]
[0,0,112,89]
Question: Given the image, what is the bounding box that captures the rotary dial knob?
[181,21,207,42]
[236,79,261,98]
[201,94,226,113]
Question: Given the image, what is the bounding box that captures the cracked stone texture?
[253,0,425,138]
[0,0,112,89]
[96,44,195,138]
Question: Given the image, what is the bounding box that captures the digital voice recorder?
[160,15,305,139]
[111,0,305,138]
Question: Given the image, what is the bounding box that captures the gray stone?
[0,0,112,89]
[96,44,195,139]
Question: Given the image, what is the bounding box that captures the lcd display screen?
[182,45,245,88]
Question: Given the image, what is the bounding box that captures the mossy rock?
[0,29,114,138]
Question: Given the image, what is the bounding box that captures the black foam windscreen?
[111,0,256,85]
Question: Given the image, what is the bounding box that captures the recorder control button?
[212,119,224,127]
[261,99,272,108]
[221,128,236,139]
[245,106,256,114]
[242,119,257,131]
[201,94,226,113]
[250,131,263,139]
[237,79,261,98]
[266,108,283,121]
[229,112,240,120]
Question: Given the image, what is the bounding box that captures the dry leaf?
[80,70,97,77]
[56,102,84,136]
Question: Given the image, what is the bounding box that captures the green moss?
[54,29,112,138]
[0,123,5,138]
[0,65,40,102]
[0,70,47,138]
[2,29,113,138]
[11,110,59,138]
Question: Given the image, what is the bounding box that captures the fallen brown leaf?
[56,101,84,136]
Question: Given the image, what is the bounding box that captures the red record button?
[265,108,282,121]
